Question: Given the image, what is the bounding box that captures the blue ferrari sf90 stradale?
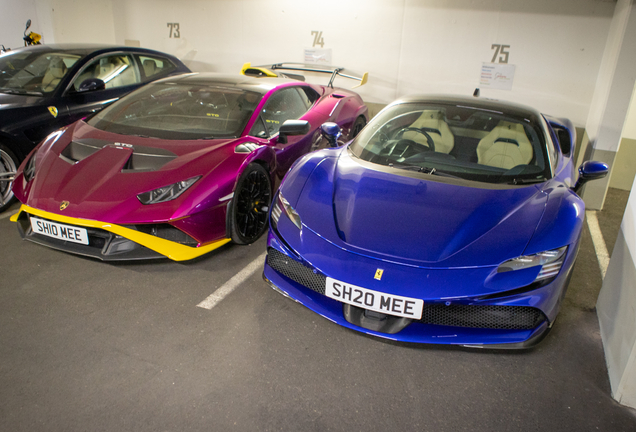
[263,94,608,349]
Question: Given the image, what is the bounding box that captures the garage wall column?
[597,175,636,408]
[580,0,636,210]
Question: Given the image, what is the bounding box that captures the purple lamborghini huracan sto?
[263,94,608,348]
[11,71,368,261]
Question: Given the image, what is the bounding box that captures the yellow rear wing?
[240,62,368,89]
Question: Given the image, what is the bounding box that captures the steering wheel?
[392,127,435,152]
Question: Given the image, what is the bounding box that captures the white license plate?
[325,277,423,319]
[30,217,89,245]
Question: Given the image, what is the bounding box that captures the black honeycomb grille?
[267,248,326,294]
[419,304,545,330]
[267,248,546,331]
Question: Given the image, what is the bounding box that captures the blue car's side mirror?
[320,122,342,148]
[77,78,105,93]
[573,161,608,194]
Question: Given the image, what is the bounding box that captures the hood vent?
[120,145,177,172]
[59,139,177,172]
[59,139,103,164]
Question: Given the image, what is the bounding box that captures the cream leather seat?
[98,57,135,88]
[401,110,454,154]
[41,58,67,92]
[143,59,157,77]
[476,121,533,169]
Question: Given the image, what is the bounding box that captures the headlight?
[271,191,302,230]
[497,246,568,282]
[23,154,36,182]
[137,176,200,205]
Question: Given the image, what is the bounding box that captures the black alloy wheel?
[0,144,20,213]
[351,115,367,139]
[230,163,272,244]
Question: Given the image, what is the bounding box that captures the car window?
[296,87,312,109]
[542,119,559,170]
[136,55,177,80]
[249,116,269,138]
[350,102,552,185]
[260,87,310,136]
[88,82,262,140]
[0,51,81,95]
[71,54,140,91]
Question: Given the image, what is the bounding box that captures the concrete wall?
[597,175,636,408]
[1,0,616,128]
[0,0,39,48]
[105,0,615,128]
[609,84,636,191]
[580,0,636,209]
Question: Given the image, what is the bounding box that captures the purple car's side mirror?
[278,119,310,144]
[573,161,609,194]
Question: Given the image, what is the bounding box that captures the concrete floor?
[1,189,635,432]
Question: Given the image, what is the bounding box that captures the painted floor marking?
[0,209,19,220]
[197,251,267,310]
[586,210,610,279]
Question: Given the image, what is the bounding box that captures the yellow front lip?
[11,204,231,261]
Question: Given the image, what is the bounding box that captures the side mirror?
[278,120,310,144]
[25,19,32,32]
[320,122,342,148]
[573,161,608,194]
[77,78,105,93]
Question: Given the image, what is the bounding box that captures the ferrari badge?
[374,269,384,280]
[48,106,58,118]
[60,201,70,211]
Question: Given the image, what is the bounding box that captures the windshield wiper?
[507,177,546,185]
[0,87,42,96]
[389,162,465,180]
[389,162,435,174]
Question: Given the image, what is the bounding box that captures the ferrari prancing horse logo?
[48,106,58,118]
[374,269,384,280]
[60,201,70,211]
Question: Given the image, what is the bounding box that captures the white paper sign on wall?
[304,48,332,65]
[480,63,516,91]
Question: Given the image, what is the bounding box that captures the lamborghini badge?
[60,201,70,211]
[48,106,58,118]
[374,269,384,280]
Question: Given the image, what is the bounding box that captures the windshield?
[349,101,552,185]
[88,82,262,140]
[0,50,82,95]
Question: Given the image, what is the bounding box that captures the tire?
[350,115,367,139]
[229,163,272,245]
[0,144,20,213]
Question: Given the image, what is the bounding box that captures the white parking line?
[197,252,267,310]
[586,210,610,279]
[0,209,19,220]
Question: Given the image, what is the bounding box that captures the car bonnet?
[21,121,239,223]
[293,149,549,268]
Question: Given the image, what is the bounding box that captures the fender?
[523,185,584,256]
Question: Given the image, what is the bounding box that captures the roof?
[393,94,543,118]
[153,72,302,94]
[5,44,180,58]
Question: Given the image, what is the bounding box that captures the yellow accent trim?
[240,62,278,78]
[352,72,368,89]
[12,205,231,261]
